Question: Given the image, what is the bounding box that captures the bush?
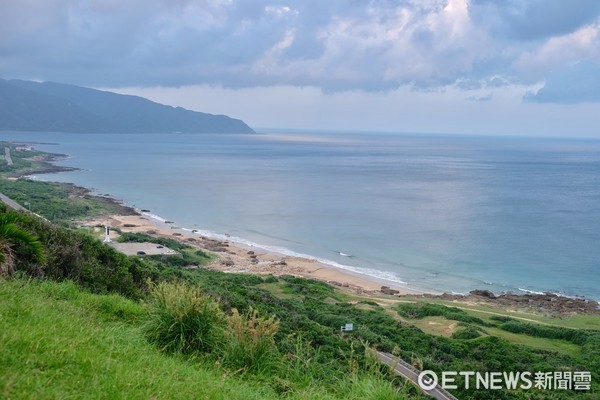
[143,281,227,355]
[489,315,514,323]
[397,302,488,326]
[9,212,149,298]
[500,320,591,345]
[451,326,482,340]
[222,307,281,374]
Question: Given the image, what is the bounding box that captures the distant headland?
[0,78,254,134]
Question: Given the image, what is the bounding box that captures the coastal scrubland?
[1,143,598,399]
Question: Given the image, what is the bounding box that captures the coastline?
[5,148,78,178]
[78,212,600,314]
[6,141,428,296]
[82,212,426,296]
[8,140,599,311]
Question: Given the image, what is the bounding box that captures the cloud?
[470,0,600,41]
[513,24,600,80]
[1,0,600,103]
[525,61,600,103]
[466,92,493,102]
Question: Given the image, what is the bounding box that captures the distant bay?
[3,131,599,300]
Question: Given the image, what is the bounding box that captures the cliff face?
[0,78,254,134]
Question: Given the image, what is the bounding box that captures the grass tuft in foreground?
[143,281,227,355]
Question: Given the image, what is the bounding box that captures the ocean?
[3,131,599,299]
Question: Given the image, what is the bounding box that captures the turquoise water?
[3,131,599,299]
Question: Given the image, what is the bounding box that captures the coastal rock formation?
[380,286,400,295]
[470,289,496,299]
[413,291,600,316]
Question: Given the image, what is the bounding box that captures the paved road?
[0,192,26,211]
[4,147,13,166]
[375,351,458,400]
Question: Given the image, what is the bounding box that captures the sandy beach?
[81,213,426,297]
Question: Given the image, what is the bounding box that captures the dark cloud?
[470,0,600,41]
[0,0,599,102]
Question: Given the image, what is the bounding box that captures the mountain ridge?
[0,78,254,134]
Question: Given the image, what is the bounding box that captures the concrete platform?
[107,241,179,256]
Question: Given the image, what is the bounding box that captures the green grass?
[0,178,125,224]
[0,279,278,400]
[0,278,413,400]
[482,327,581,357]
[256,282,297,300]
[0,142,48,176]
[0,143,129,223]
[393,300,600,357]
[396,297,600,331]
[403,316,460,337]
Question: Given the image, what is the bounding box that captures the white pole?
[104,225,111,243]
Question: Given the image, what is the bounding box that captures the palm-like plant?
[0,211,46,277]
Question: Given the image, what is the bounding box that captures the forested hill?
[0,78,254,134]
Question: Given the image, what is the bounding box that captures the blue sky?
[1,0,600,136]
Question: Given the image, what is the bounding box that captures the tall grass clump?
[279,335,324,390]
[143,281,226,355]
[222,307,280,374]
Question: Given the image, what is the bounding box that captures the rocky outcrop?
[381,286,400,295]
[411,291,600,316]
[470,289,496,299]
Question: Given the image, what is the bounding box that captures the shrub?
[222,307,280,374]
[397,302,488,326]
[451,326,482,340]
[12,213,148,298]
[499,320,591,345]
[489,315,514,323]
[143,281,226,355]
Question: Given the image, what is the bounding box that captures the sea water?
[2,131,599,299]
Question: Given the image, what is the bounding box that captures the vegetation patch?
[0,178,126,224]
[397,302,490,326]
[483,327,581,357]
[0,278,286,400]
[118,232,215,266]
[1,278,415,399]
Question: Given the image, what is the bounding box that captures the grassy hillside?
[0,199,598,399]
[0,278,414,400]
[0,279,273,400]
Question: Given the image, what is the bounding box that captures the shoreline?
[82,212,427,296]
[7,141,426,296]
[9,141,600,311]
[80,212,600,314]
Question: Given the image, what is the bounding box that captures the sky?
[1,0,600,136]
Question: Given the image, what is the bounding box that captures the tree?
[0,211,46,277]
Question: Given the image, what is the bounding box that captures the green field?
[395,297,600,331]
[0,279,279,400]
[0,278,419,400]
